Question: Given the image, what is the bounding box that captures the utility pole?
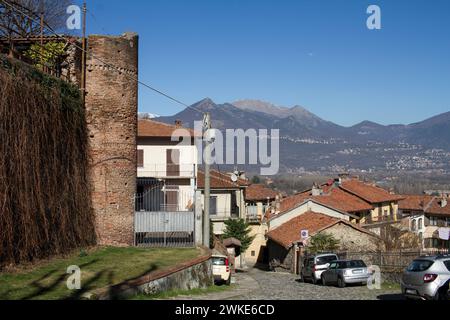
[80,1,87,107]
[39,0,44,71]
[203,112,211,248]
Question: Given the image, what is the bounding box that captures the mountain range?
[156,99,450,174]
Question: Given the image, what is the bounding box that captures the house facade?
[136,119,198,212]
[399,194,450,250]
[196,170,248,235]
[243,184,279,266]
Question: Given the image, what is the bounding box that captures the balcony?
[137,163,196,179]
[363,214,404,225]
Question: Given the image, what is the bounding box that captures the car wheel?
[434,283,449,300]
[226,276,231,286]
[338,277,346,288]
[322,276,327,286]
[312,276,317,285]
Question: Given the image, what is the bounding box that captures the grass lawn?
[129,284,234,300]
[0,246,200,300]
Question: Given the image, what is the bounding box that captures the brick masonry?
[85,33,139,246]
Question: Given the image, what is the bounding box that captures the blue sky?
[78,0,450,126]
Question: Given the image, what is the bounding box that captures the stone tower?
[85,33,138,246]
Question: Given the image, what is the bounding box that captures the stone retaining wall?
[94,249,213,300]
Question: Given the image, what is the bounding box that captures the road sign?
[300,230,309,239]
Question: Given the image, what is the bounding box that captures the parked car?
[401,255,450,300]
[321,260,370,288]
[301,253,339,284]
[211,254,231,285]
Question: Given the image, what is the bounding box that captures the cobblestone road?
[234,268,404,300]
[176,268,404,300]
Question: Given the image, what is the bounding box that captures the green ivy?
[1,54,83,113]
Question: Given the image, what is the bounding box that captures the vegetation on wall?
[307,233,340,253]
[0,55,96,268]
[24,42,66,70]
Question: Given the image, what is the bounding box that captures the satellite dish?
[231,174,238,182]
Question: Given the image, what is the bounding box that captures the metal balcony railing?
[137,163,196,178]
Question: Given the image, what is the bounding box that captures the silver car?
[401,255,450,300]
[301,253,339,285]
[321,260,370,288]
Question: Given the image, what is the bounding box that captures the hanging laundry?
[438,228,450,241]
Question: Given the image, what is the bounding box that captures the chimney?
[338,173,350,180]
[334,178,342,187]
[175,120,182,127]
[311,183,323,196]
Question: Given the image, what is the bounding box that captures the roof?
[279,186,373,214]
[398,195,434,211]
[223,238,242,248]
[267,211,379,249]
[138,119,197,138]
[245,184,278,202]
[340,179,405,204]
[399,195,450,216]
[197,170,249,189]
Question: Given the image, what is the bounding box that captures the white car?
[211,254,231,285]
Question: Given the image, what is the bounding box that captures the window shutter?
[137,149,144,167]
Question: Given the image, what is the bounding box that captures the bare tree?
[0,0,70,38]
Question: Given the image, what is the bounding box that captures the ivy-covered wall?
[0,55,96,268]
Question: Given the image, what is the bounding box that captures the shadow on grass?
[105,263,159,300]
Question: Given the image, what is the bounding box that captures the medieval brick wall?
[85,33,138,246]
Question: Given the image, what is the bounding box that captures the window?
[444,260,450,272]
[418,218,423,230]
[316,255,338,265]
[166,149,180,176]
[411,220,417,232]
[329,262,337,269]
[407,260,434,272]
[251,251,256,257]
[212,257,227,266]
[209,196,217,216]
[430,216,438,226]
[447,218,450,227]
[137,149,144,168]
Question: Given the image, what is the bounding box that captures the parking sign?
[300,230,309,239]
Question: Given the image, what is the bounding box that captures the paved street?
[174,268,404,300]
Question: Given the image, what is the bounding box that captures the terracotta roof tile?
[340,179,404,204]
[267,212,339,248]
[246,184,278,202]
[138,119,198,138]
[197,170,249,189]
[398,195,434,211]
[399,195,450,216]
[267,211,379,249]
[279,187,373,214]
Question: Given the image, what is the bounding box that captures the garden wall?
[0,55,96,268]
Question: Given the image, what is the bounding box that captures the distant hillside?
[156,99,450,174]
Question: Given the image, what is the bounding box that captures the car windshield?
[407,259,434,272]
[342,260,366,268]
[212,257,226,266]
[316,255,338,265]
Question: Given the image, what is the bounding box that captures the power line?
[1,0,206,115]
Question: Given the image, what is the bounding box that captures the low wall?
[94,249,213,300]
